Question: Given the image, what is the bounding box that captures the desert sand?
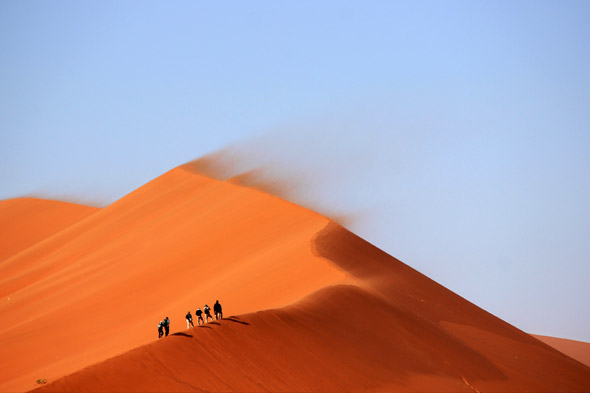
[1,163,589,392]
[532,334,590,368]
[0,198,98,262]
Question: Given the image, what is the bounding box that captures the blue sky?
[1,1,589,341]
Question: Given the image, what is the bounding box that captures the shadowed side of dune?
[312,223,524,329]
[311,222,590,391]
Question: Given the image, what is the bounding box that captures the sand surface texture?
[0,198,98,262]
[532,334,590,368]
[1,164,589,392]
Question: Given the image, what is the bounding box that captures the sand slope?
[34,283,590,392]
[0,198,98,262]
[2,164,589,392]
[0,165,353,392]
[532,334,590,368]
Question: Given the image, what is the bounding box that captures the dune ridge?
[1,164,588,392]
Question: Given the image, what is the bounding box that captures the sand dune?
[34,220,590,392]
[532,334,590,368]
[0,165,353,392]
[33,283,590,392]
[1,164,589,392]
[0,198,98,262]
[34,285,492,393]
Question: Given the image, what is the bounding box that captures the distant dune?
[532,334,590,368]
[1,164,589,392]
[0,198,98,262]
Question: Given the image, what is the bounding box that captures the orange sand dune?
[34,221,590,392]
[532,334,590,368]
[2,164,589,392]
[35,286,590,392]
[0,198,98,262]
[0,165,353,392]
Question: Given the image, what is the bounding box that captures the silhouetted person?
[186,311,194,328]
[196,308,204,326]
[204,304,213,322]
[158,321,164,338]
[214,300,223,320]
[164,316,170,336]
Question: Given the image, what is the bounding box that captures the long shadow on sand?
[208,322,221,326]
[225,317,250,326]
[171,332,193,338]
[198,325,212,329]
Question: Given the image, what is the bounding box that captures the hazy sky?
[1,1,589,341]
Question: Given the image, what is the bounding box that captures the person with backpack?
[195,307,204,326]
[185,311,194,328]
[214,300,223,320]
[163,316,170,336]
[204,304,213,323]
[158,321,164,338]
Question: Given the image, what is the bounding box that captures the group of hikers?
[186,300,223,328]
[158,300,223,338]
